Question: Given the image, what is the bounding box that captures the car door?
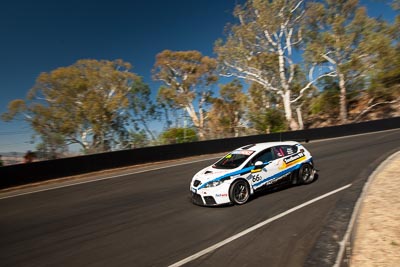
[249,148,282,190]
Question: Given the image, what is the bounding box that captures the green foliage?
[247,83,287,133]
[159,127,198,144]
[215,0,305,88]
[2,59,150,153]
[304,0,385,122]
[215,0,333,130]
[392,0,400,10]
[129,79,159,141]
[310,88,340,115]
[207,79,248,138]
[153,50,218,139]
[308,76,340,115]
[35,132,67,159]
[1,100,27,121]
[129,130,150,148]
[249,108,287,133]
[153,50,218,102]
[265,109,287,133]
[366,31,400,101]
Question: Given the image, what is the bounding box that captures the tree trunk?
[339,73,347,124]
[197,128,205,140]
[140,117,156,141]
[296,106,304,130]
[278,42,299,131]
[80,130,90,152]
[282,91,299,130]
[185,105,206,140]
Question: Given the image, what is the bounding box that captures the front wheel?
[229,180,250,205]
[298,163,315,184]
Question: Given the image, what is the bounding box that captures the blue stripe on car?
[198,166,254,189]
[253,158,313,188]
[198,157,312,190]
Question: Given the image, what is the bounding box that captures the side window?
[272,146,287,158]
[252,148,274,164]
[273,145,298,158]
[273,145,299,158]
[284,145,298,155]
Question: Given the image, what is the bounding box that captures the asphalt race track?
[1,129,399,267]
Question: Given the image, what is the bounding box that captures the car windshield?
[213,150,254,169]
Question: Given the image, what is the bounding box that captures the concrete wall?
[1,117,399,189]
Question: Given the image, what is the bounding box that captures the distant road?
[1,129,399,267]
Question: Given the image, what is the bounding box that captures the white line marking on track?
[169,184,352,267]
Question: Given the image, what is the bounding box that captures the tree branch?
[264,29,277,46]
[353,98,400,122]
[290,0,304,13]
[221,60,279,91]
[291,71,337,103]
[321,53,337,65]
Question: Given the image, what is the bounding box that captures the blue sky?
[0,0,241,152]
[0,0,397,153]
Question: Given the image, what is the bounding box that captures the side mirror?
[254,161,264,167]
[251,161,267,173]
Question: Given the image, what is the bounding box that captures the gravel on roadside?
[351,151,400,267]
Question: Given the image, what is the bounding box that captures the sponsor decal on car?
[253,158,312,188]
[231,150,255,156]
[279,152,306,170]
[215,193,228,197]
[263,172,290,186]
[252,173,262,183]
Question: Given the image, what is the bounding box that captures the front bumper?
[191,192,218,206]
[190,184,232,206]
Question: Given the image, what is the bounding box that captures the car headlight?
[204,180,225,188]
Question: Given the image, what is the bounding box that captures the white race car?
[190,141,316,206]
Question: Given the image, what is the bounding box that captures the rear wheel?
[298,163,314,184]
[229,180,250,205]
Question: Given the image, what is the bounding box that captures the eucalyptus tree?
[2,59,144,153]
[367,0,400,97]
[207,79,248,138]
[357,18,400,121]
[304,0,378,123]
[247,82,287,133]
[153,50,218,140]
[215,0,336,130]
[159,127,198,144]
[129,79,159,143]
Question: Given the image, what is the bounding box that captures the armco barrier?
[1,117,399,189]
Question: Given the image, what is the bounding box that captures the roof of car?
[238,141,299,152]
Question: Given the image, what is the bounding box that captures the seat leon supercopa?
[190,141,316,206]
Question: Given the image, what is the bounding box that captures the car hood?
[193,166,238,184]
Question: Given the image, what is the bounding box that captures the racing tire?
[298,163,314,185]
[229,180,250,205]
